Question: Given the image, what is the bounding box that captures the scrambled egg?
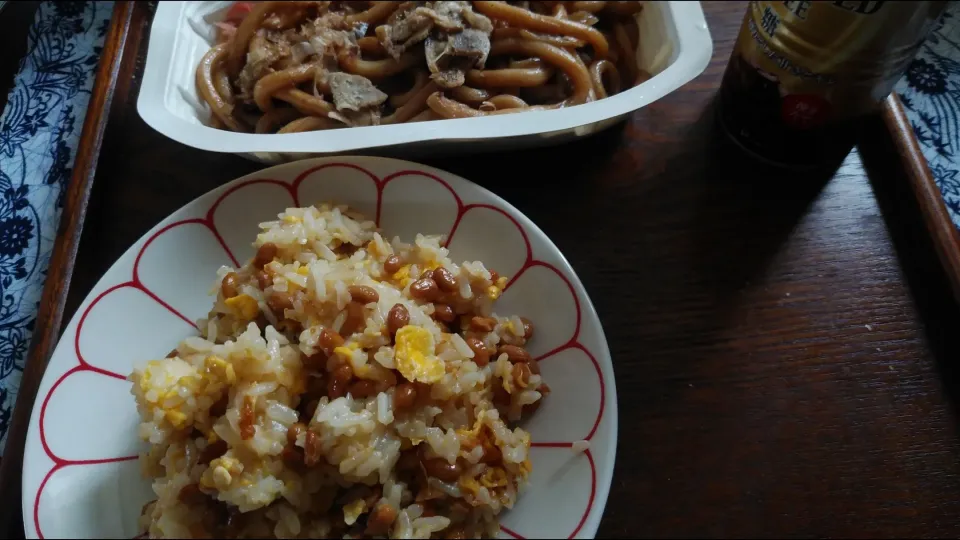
[456,411,486,441]
[334,342,372,376]
[480,467,509,490]
[136,359,201,430]
[289,375,307,396]
[203,355,236,385]
[391,265,412,287]
[394,325,444,383]
[225,294,259,320]
[485,276,508,301]
[343,499,367,526]
[165,409,188,429]
[333,341,359,360]
[460,466,510,500]
[134,354,241,435]
[390,262,442,288]
[457,414,497,460]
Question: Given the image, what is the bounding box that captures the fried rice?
[131,203,549,539]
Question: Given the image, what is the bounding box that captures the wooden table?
[5,1,960,538]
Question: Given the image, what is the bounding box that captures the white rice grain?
[572,440,590,454]
[376,392,395,425]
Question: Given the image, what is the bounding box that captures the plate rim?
[22,156,619,539]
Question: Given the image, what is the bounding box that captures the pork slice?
[424,28,491,88]
[419,2,493,33]
[328,108,382,127]
[303,12,359,58]
[460,3,494,33]
[326,72,389,112]
[378,2,435,60]
[309,28,358,57]
[420,1,467,32]
[305,10,350,34]
[351,21,370,40]
[424,36,461,89]
[432,67,466,89]
[424,36,447,75]
[238,31,288,101]
[448,28,491,68]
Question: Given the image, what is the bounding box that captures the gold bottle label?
[718,1,947,165]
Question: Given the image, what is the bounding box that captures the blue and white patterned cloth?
[0,1,113,452]
[897,3,960,228]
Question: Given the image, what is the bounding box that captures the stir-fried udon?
[197,1,647,133]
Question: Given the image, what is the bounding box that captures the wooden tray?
[881,94,960,303]
[3,1,960,538]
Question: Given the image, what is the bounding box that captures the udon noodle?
[197,1,647,133]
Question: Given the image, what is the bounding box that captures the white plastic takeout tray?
[138,1,713,163]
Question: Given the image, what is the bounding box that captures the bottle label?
[718,0,946,165]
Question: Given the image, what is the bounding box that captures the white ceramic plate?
[22,157,618,539]
[137,1,712,163]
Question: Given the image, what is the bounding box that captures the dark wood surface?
[7,1,960,538]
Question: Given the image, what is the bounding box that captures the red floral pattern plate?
[22,157,618,539]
